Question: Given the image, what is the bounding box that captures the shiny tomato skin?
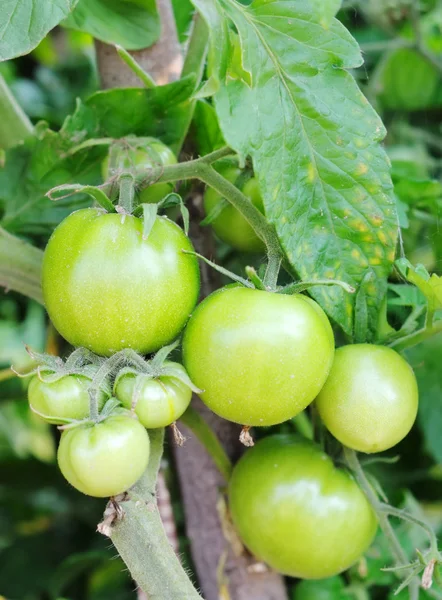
[114,361,192,428]
[102,139,177,203]
[57,415,150,497]
[229,435,377,579]
[42,209,200,356]
[316,344,419,453]
[28,374,106,423]
[203,168,265,253]
[182,286,334,426]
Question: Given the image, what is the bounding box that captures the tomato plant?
[183,286,334,426]
[2,1,442,599]
[57,414,150,497]
[28,373,107,423]
[316,344,419,453]
[203,166,265,252]
[42,208,200,356]
[229,435,377,579]
[114,361,192,428]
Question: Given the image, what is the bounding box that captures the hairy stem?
[0,227,44,304]
[344,448,421,597]
[110,429,201,599]
[0,75,34,149]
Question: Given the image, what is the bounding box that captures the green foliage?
[406,336,442,464]
[193,0,397,339]
[292,576,347,600]
[0,0,78,61]
[62,0,160,50]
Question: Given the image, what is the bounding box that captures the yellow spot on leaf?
[351,249,361,260]
[369,257,382,266]
[307,162,316,183]
[378,231,387,245]
[355,163,369,176]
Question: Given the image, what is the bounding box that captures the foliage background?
[0,1,442,599]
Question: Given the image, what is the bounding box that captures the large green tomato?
[42,208,200,356]
[203,167,265,253]
[57,415,150,497]
[182,287,334,426]
[114,361,192,428]
[229,435,377,579]
[102,138,177,204]
[28,374,107,423]
[316,344,419,453]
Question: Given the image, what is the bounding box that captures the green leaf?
[0,0,78,61]
[388,283,426,308]
[309,0,342,28]
[194,0,397,337]
[406,336,442,464]
[395,177,442,208]
[193,100,225,156]
[62,0,160,51]
[82,76,196,152]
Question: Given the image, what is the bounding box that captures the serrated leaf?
[194,0,397,336]
[62,0,159,50]
[0,0,78,61]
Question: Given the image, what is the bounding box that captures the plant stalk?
[140,152,284,271]
[344,447,421,597]
[0,75,34,149]
[389,321,442,352]
[0,227,44,304]
[109,429,201,599]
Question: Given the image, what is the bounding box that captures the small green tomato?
[114,362,192,428]
[57,415,150,497]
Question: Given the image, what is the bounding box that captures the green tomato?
[203,167,265,253]
[42,208,200,356]
[28,374,107,424]
[57,415,150,497]
[183,286,334,426]
[102,138,177,203]
[316,344,419,453]
[114,362,192,428]
[229,435,377,579]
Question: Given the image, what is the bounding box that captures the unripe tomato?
[28,374,107,423]
[114,362,192,428]
[203,167,265,253]
[229,435,377,579]
[42,208,200,356]
[102,138,177,203]
[57,415,150,497]
[316,344,418,453]
[183,286,334,426]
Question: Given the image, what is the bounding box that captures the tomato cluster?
[35,137,420,580]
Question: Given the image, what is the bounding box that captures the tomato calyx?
[112,340,202,412]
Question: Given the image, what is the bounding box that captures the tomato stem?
[388,320,442,352]
[107,428,202,598]
[0,227,44,304]
[344,447,421,598]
